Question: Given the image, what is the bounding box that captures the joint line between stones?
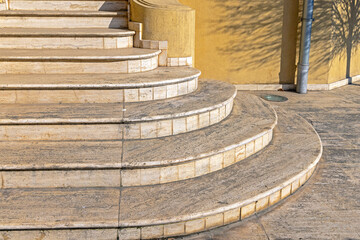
[118,95,126,234]
[255,213,270,240]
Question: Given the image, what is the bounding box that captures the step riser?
[0,124,123,141]
[0,130,273,188]
[9,1,127,11]
[0,16,127,28]
[0,100,232,141]
[0,36,133,49]
[0,170,121,188]
[0,57,158,74]
[0,78,198,104]
[122,129,273,186]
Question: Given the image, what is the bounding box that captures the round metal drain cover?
[262,94,288,102]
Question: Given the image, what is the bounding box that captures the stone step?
[0,67,201,103]
[0,28,135,49]
[0,94,277,187]
[0,108,322,239]
[9,0,128,11]
[0,48,160,74]
[0,80,236,141]
[0,10,128,28]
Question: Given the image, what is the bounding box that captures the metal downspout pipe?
[296,0,314,94]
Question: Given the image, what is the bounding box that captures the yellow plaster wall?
[130,0,195,58]
[179,0,360,85]
[179,0,294,84]
[350,50,360,78]
[131,0,360,85]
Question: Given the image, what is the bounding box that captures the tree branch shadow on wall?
[331,0,360,78]
[210,0,360,82]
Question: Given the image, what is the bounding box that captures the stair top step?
[0,67,201,89]
[0,109,322,229]
[12,0,128,2]
[0,48,161,61]
[0,80,235,125]
[0,94,275,170]
[0,10,127,17]
[0,27,134,37]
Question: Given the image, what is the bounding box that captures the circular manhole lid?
[261,94,288,102]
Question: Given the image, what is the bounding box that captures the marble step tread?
[0,48,160,61]
[8,0,128,12]
[122,94,276,168]
[0,27,135,37]
[12,0,128,1]
[0,108,322,235]
[0,95,276,184]
[0,10,127,17]
[0,67,201,89]
[0,80,234,124]
[119,108,322,230]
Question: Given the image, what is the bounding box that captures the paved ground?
[181,84,360,240]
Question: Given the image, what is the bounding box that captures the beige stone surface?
[0,27,134,37]
[0,36,133,49]
[0,102,124,124]
[0,49,160,74]
[119,109,321,226]
[0,28,134,49]
[0,141,122,169]
[0,48,160,61]
[124,80,235,123]
[9,0,127,11]
[183,86,360,240]
[0,96,321,236]
[0,67,200,100]
[141,225,163,239]
[0,169,120,188]
[0,15,127,29]
[0,89,125,104]
[0,124,123,141]
[0,188,120,229]
[122,94,276,168]
[0,229,118,240]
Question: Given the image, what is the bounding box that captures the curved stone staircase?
[0,0,322,239]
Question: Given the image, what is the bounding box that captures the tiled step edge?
[0,10,128,17]
[0,67,201,103]
[121,95,277,186]
[0,28,135,49]
[117,111,323,239]
[0,94,277,187]
[0,80,235,140]
[123,80,236,139]
[0,110,323,238]
[121,128,274,186]
[119,157,321,239]
[0,48,161,74]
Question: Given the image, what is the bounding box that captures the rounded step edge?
[122,79,237,139]
[0,108,322,237]
[117,109,323,239]
[0,28,135,50]
[120,94,278,186]
[0,48,161,74]
[0,10,129,29]
[0,10,128,17]
[0,80,235,141]
[0,67,201,104]
[0,94,277,188]
[9,0,128,12]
